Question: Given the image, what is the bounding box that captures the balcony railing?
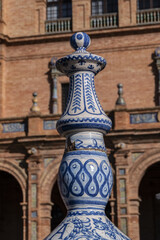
[137,8,160,25]
[91,13,118,29]
[45,18,72,33]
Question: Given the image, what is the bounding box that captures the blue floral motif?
[46,216,130,240]
[93,218,130,240]
[64,218,93,240]
[88,64,94,70]
[78,59,86,65]
[57,55,106,65]
[56,54,106,75]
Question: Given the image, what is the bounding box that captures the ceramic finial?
[155,47,160,58]
[30,92,40,113]
[116,83,126,106]
[45,32,130,240]
[70,32,91,51]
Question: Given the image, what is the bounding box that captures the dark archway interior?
[0,170,23,240]
[139,162,160,240]
[51,180,67,230]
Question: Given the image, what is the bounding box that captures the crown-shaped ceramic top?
[56,32,106,76]
[56,32,112,136]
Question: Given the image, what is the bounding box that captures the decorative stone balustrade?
[91,13,118,29]
[137,8,160,25]
[45,18,72,33]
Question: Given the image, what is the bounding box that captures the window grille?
[91,0,118,15]
[138,0,160,10]
[47,0,72,20]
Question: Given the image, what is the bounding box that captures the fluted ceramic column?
[44,32,130,240]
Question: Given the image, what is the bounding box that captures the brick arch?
[129,149,160,197]
[40,159,60,202]
[0,159,27,201]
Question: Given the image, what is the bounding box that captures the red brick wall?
[2,30,160,117]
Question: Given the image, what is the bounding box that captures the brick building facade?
[0,0,160,239]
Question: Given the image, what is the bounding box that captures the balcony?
[137,8,160,25]
[90,13,118,29]
[112,107,160,131]
[45,18,72,33]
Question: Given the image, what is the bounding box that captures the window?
[62,83,69,112]
[47,0,72,20]
[138,0,160,10]
[91,0,118,15]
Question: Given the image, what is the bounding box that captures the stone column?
[27,151,42,240]
[20,202,28,240]
[155,47,160,105]
[109,191,116,224]
[40,202,53,239]
[128,198,141,240]
[49,57,63,114]
[114,148,130,236]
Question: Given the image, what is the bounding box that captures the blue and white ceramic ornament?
[44,32,130,240]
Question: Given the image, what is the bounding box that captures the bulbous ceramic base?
[44,209,130,240]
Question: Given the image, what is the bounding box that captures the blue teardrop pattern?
[69,159,84,196]
[84,159,99,197]
[59,158,112,199]
[59,161,69,197]
[100,160,113,198]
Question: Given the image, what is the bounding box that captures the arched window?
[47,0,72,20]
[138,0,160,10]
[91,0,118,16]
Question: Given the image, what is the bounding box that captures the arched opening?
[105,201,111,220]
[0,170,23,240]
[51,180,67,230]
[139,162,160,240]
